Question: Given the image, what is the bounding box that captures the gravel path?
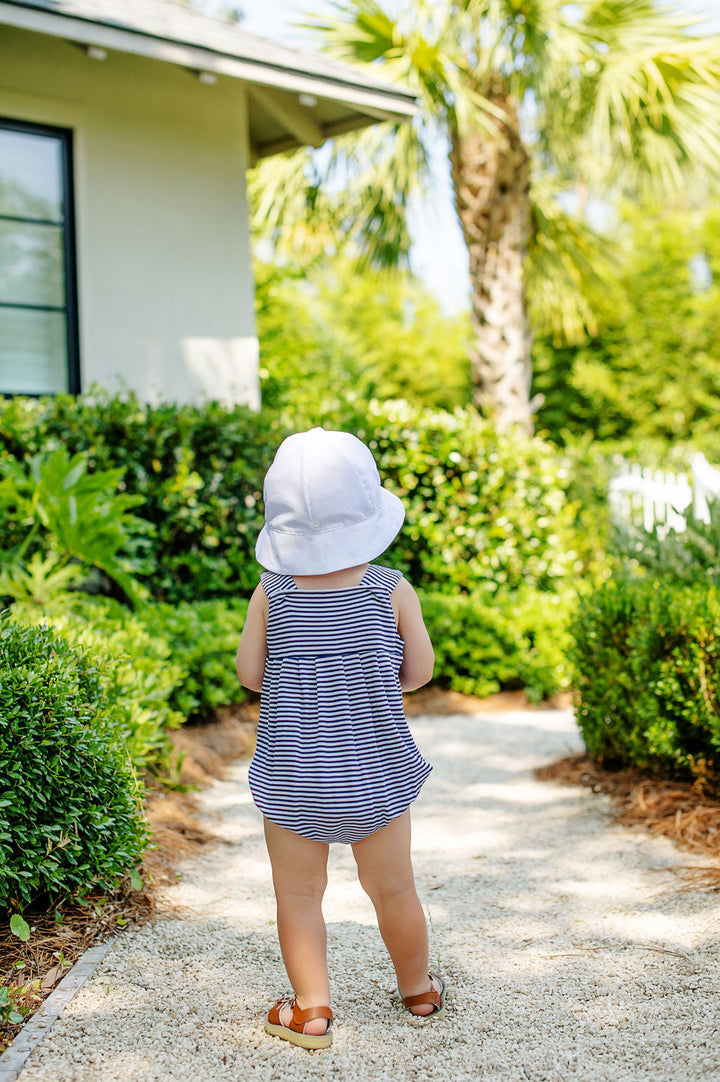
[17,709,720,1081]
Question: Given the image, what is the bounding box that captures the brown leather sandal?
[265,996,334,1050]
[401,972,447,1019]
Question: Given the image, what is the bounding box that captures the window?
[0,119,79,395]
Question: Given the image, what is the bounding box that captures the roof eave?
[0,1,418,124]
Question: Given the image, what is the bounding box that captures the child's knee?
[357,868,415,904]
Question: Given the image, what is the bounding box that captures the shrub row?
[14,581,571,741]
[421,586,572,701]
[139,585,572,708]
[0,391,591,603]
[570,577,720,792]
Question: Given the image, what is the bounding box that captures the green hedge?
[142,588,571,709]
[570,577,720,791]
[139,599,249,722]
[0,391,587,718]
[0,392,284,601]
[365,400,583,595]
[0,391,589,604]
[421,587,572,701]
[0,616,148,910]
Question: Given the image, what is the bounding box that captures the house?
[0,0,416,406]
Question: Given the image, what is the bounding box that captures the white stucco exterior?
[1,24,260,405]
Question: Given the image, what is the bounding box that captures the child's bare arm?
[392,578,434,692]
[236,584,269,692]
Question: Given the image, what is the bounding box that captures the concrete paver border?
[0,938,117,1082]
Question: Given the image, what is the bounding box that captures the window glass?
[0,128,63,221]
[0,121,76,395]
[0,308,66,394]
[0,221,64,306]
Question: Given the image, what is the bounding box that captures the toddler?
[236,428,445,1049]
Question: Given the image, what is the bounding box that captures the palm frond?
[526,176,618,343]
[553,0,720,196]
[249,117,431,269]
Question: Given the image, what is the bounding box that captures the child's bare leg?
[263,818,331,1034]
[352,811,437,1015]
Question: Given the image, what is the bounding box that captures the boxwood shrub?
[10,596,185,775]
[570,577,720,791]
[367,400,582,595]
[0,616,148,910]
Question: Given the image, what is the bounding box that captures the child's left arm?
[392,578,435,692]
[236,584,269,692]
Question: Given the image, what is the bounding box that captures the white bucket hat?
[255,428,405,575]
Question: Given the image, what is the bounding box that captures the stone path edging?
[0,939,116,1082]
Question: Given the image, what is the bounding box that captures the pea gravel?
[15,708,720,1081]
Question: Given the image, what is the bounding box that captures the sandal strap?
[291,1001,334,1027]
[402,974,445,1012]
[402,988,442,1010]
[268,996,334,1033]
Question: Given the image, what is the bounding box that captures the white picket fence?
[609,451,720,534]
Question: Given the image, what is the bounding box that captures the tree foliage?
[250,0,720,429]
[255,257,473,417]
[533,199,720,455]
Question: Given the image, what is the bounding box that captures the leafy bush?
[10,596,186,775]
[139,599,249,722]
[0,390,283,603]
[368,400,583,594]
[612,500,720,586]
[0,392,590,606]
[570,577,720,791]
[0,616,148,910]
[421,586,572,702]
[140,588,570,711]
[0,447,151,606]
[9,592,249,770]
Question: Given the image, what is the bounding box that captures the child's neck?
[292,563,369,591]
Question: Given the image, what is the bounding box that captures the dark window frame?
[0,116,81,395]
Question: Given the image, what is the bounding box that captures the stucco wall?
[0,25,260,407]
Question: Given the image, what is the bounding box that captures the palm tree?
[250,0,720,431]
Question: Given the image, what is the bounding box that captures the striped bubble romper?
[248,564,432,844]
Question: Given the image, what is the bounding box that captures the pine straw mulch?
[536,753,720,892]
[0,705,258,1053]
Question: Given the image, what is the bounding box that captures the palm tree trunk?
[449,94,539,432]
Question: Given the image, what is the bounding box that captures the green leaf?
[129,868,143,891]
[10,913,30,941]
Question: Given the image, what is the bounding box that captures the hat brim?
[255,488,405,575]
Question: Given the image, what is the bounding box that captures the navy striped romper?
[248,564,432,844]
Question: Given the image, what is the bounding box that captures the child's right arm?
[236,584,269,692]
